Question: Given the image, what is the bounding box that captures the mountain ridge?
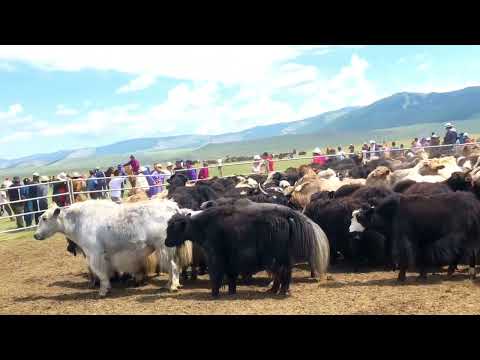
[2,86,480,170]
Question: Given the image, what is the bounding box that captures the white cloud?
[289,54,379,119]
[0,104,23,119]
[0,45,337,93]
[32,54,378,140]
[56,104,79,116]
[116,74,157,94]
[0,131,32,144]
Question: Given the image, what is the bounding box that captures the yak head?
[34,205,63,241]
[446,171,473,192]
[165,213,192,247]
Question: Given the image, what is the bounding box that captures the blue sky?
[1,45,480,159]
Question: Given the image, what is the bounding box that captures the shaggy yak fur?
[165,200,329,297]
[354,192,480,281]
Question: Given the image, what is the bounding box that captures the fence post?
[67,179,74,206]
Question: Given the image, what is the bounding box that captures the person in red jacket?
[198,161,210,180]
[123,155,141,175]
[312,147,327,166]
[262,152,275,172]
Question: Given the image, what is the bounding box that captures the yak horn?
[258,183,269,195]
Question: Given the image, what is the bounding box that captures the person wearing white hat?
[52,173,70,208]
[443,122,458,148]
[252,155,265,174]
[369,140,378,158]
[312,147,327,166]
[163,162,173,176]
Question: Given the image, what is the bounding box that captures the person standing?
[22,178,34,227]
[150,163,165,196]
[164,162,174,176]
[252,155,264,174]
[123,155,141,175]
[185,160,198,181]
[93,167,107,199]
[443,123,458,145]
[86,170,98,200]
[217,159,224,178]
[109,170,124,204]
[30,173,41,223]
[312,148,327,166]
[263,152,275,172]
[52,173,71,208]
[7,177,25,229]
[0,178,14,221]
[348,144,355,158]
[369,140,378,158]
[35,176,49,223]
[197,161,210,180]
[337,147,346,161]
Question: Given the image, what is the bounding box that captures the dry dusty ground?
[2,233,480,315]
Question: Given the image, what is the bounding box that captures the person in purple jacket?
[185,160,197,181]
[149,163,165,197]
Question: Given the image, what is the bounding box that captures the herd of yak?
[34,146,480,298]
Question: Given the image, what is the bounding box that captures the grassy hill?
[3,116,479,179]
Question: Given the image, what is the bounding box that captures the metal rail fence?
[0,141,478,235]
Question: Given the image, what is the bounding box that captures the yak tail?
[288,211,329,278]
[175,241,193,268]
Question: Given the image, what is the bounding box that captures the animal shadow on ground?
[322,271,480,289]
[14,286,169,303]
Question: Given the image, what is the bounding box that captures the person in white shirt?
[252,155,266,174]
[109,170,124,204]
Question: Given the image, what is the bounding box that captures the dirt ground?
[2,233,480,315]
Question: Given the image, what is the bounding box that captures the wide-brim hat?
[40,176,49,182]
[32,172,40,177]
[166,162,173,167]
[57,173,68,181]
[253,155,261,160]
[370,140,376,144]
[71,172,81,178]
[444,122,453,128]
[313,147,321,154]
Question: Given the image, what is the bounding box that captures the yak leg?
[469,250,476,280]
[87,266,99,288]
[227,273,237,295]
[279,265,292,296]
[267,267,281,294]
[165,259,181,292]
[210,271,224,298]
[181,267,189,282]
[88,253,112,297]
[208,258,224,298]
[191,266,198,281]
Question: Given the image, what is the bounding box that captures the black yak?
[351,192,480,281]
[165,200,329,297]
